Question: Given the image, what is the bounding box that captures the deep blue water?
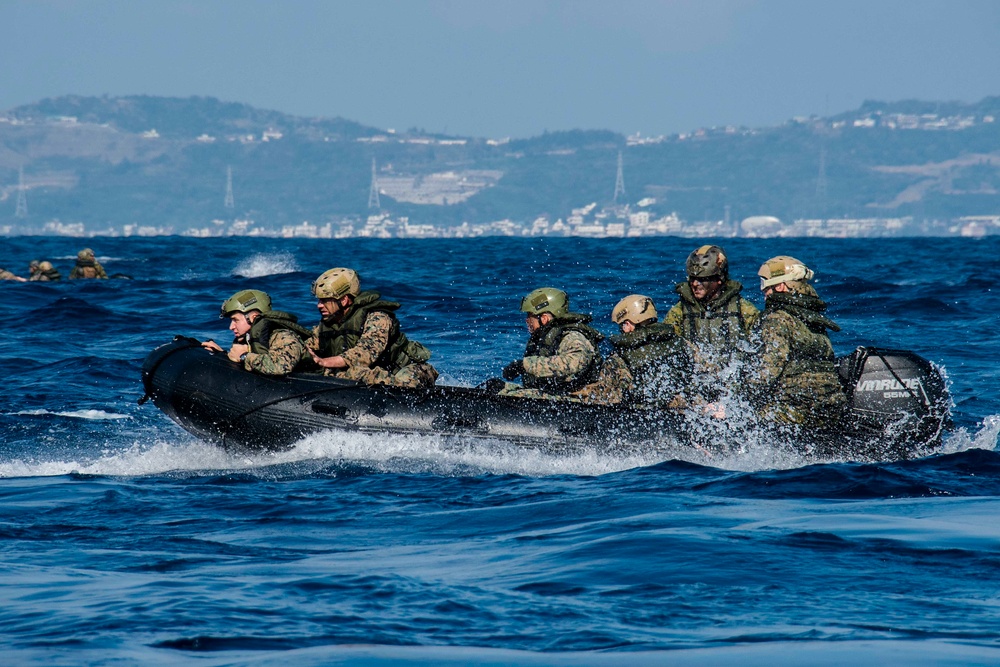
[1,235,999,666]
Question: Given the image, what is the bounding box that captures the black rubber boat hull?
[140,337,687,454]
[140,337,950,460]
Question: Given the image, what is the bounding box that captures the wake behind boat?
[140,337,951,463]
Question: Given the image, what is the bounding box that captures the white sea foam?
[283,429,670,477]
[3,412,993,481]
[0,430,670,479]
[0,438,247,479]
[14,409,130,420]
[232,252,299,277]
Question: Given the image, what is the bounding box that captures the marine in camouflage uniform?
[29,261,61,282]
[0,267,26,282]
[664,245,758,363]
[307,268,437,389]
[746,256,846,428]
[202,289,313,376]
[69,248,108,279]
[574,295,693,407]
[497,287,602,400]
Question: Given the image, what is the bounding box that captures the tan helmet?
[520,287,569,318]
[758,256,815,290]
[29,260,40,271]
[220,289,272,318]
[312,268,360,299]
[612,294,658,325]
[39,261,54,271]
[78,248,95,260]
[686,245,728,280]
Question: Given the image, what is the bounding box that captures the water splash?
[232,252,299,277]
[939,414,1000,455]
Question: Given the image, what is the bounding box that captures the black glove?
[502,360,524,380]
[482,378,507,395]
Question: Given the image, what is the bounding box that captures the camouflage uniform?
[500,322,601,400]
[746,287,846,428]
[0,269,24,281]
[243,310,314,376]
[572,323,695,407]
[663,279,759,367]
[570,354,632,405]
[244,329,309,376]
[308,305,438,389]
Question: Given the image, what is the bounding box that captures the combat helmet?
[611,294,658,325]
[520,287,569,318]
[312,268,360,299]
[39,261,54,271]
[29,260,40,271]
[220,289,272,318]
[758,256,815,290]
[78,248,95,260]
[686,245,728,280]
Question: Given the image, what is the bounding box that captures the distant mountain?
[10,94,374,141]
[2,94,999,234]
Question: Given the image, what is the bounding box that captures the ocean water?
[1,235,999,666]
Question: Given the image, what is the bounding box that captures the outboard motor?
[838,346,952,449]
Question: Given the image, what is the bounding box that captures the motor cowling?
[838,346,952,443]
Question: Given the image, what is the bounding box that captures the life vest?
[673,280,753,353]
[314,291,414,373]
[41,268,62,281]
[610,322,692,387]
[247,310,314,355]
[522,314,604,393]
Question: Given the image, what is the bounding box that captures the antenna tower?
[224,166,235,209]
[613,151,626,204]
[368,157,381,209]
[15,166,27,218]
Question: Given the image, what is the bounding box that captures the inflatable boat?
[140,337,952,462]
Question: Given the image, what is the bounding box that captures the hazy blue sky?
[2,0,998,139]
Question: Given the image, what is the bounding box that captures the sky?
[1,0,999,139]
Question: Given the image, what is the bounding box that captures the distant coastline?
[4,211,997,239]
[3,94,1000,238]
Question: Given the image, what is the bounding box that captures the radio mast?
[368,157,381,210]
[224,166,235,209]
[15,166,27,218]
[613,151,626,204]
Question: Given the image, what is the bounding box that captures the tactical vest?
[40,268,62,281]
[673,280,753,358]
[247,311,314,355]
[314,291,413,373]
[74,259,98,279]
[522,315,604,393]
[611,322,691,383]
[760,292,840,378]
